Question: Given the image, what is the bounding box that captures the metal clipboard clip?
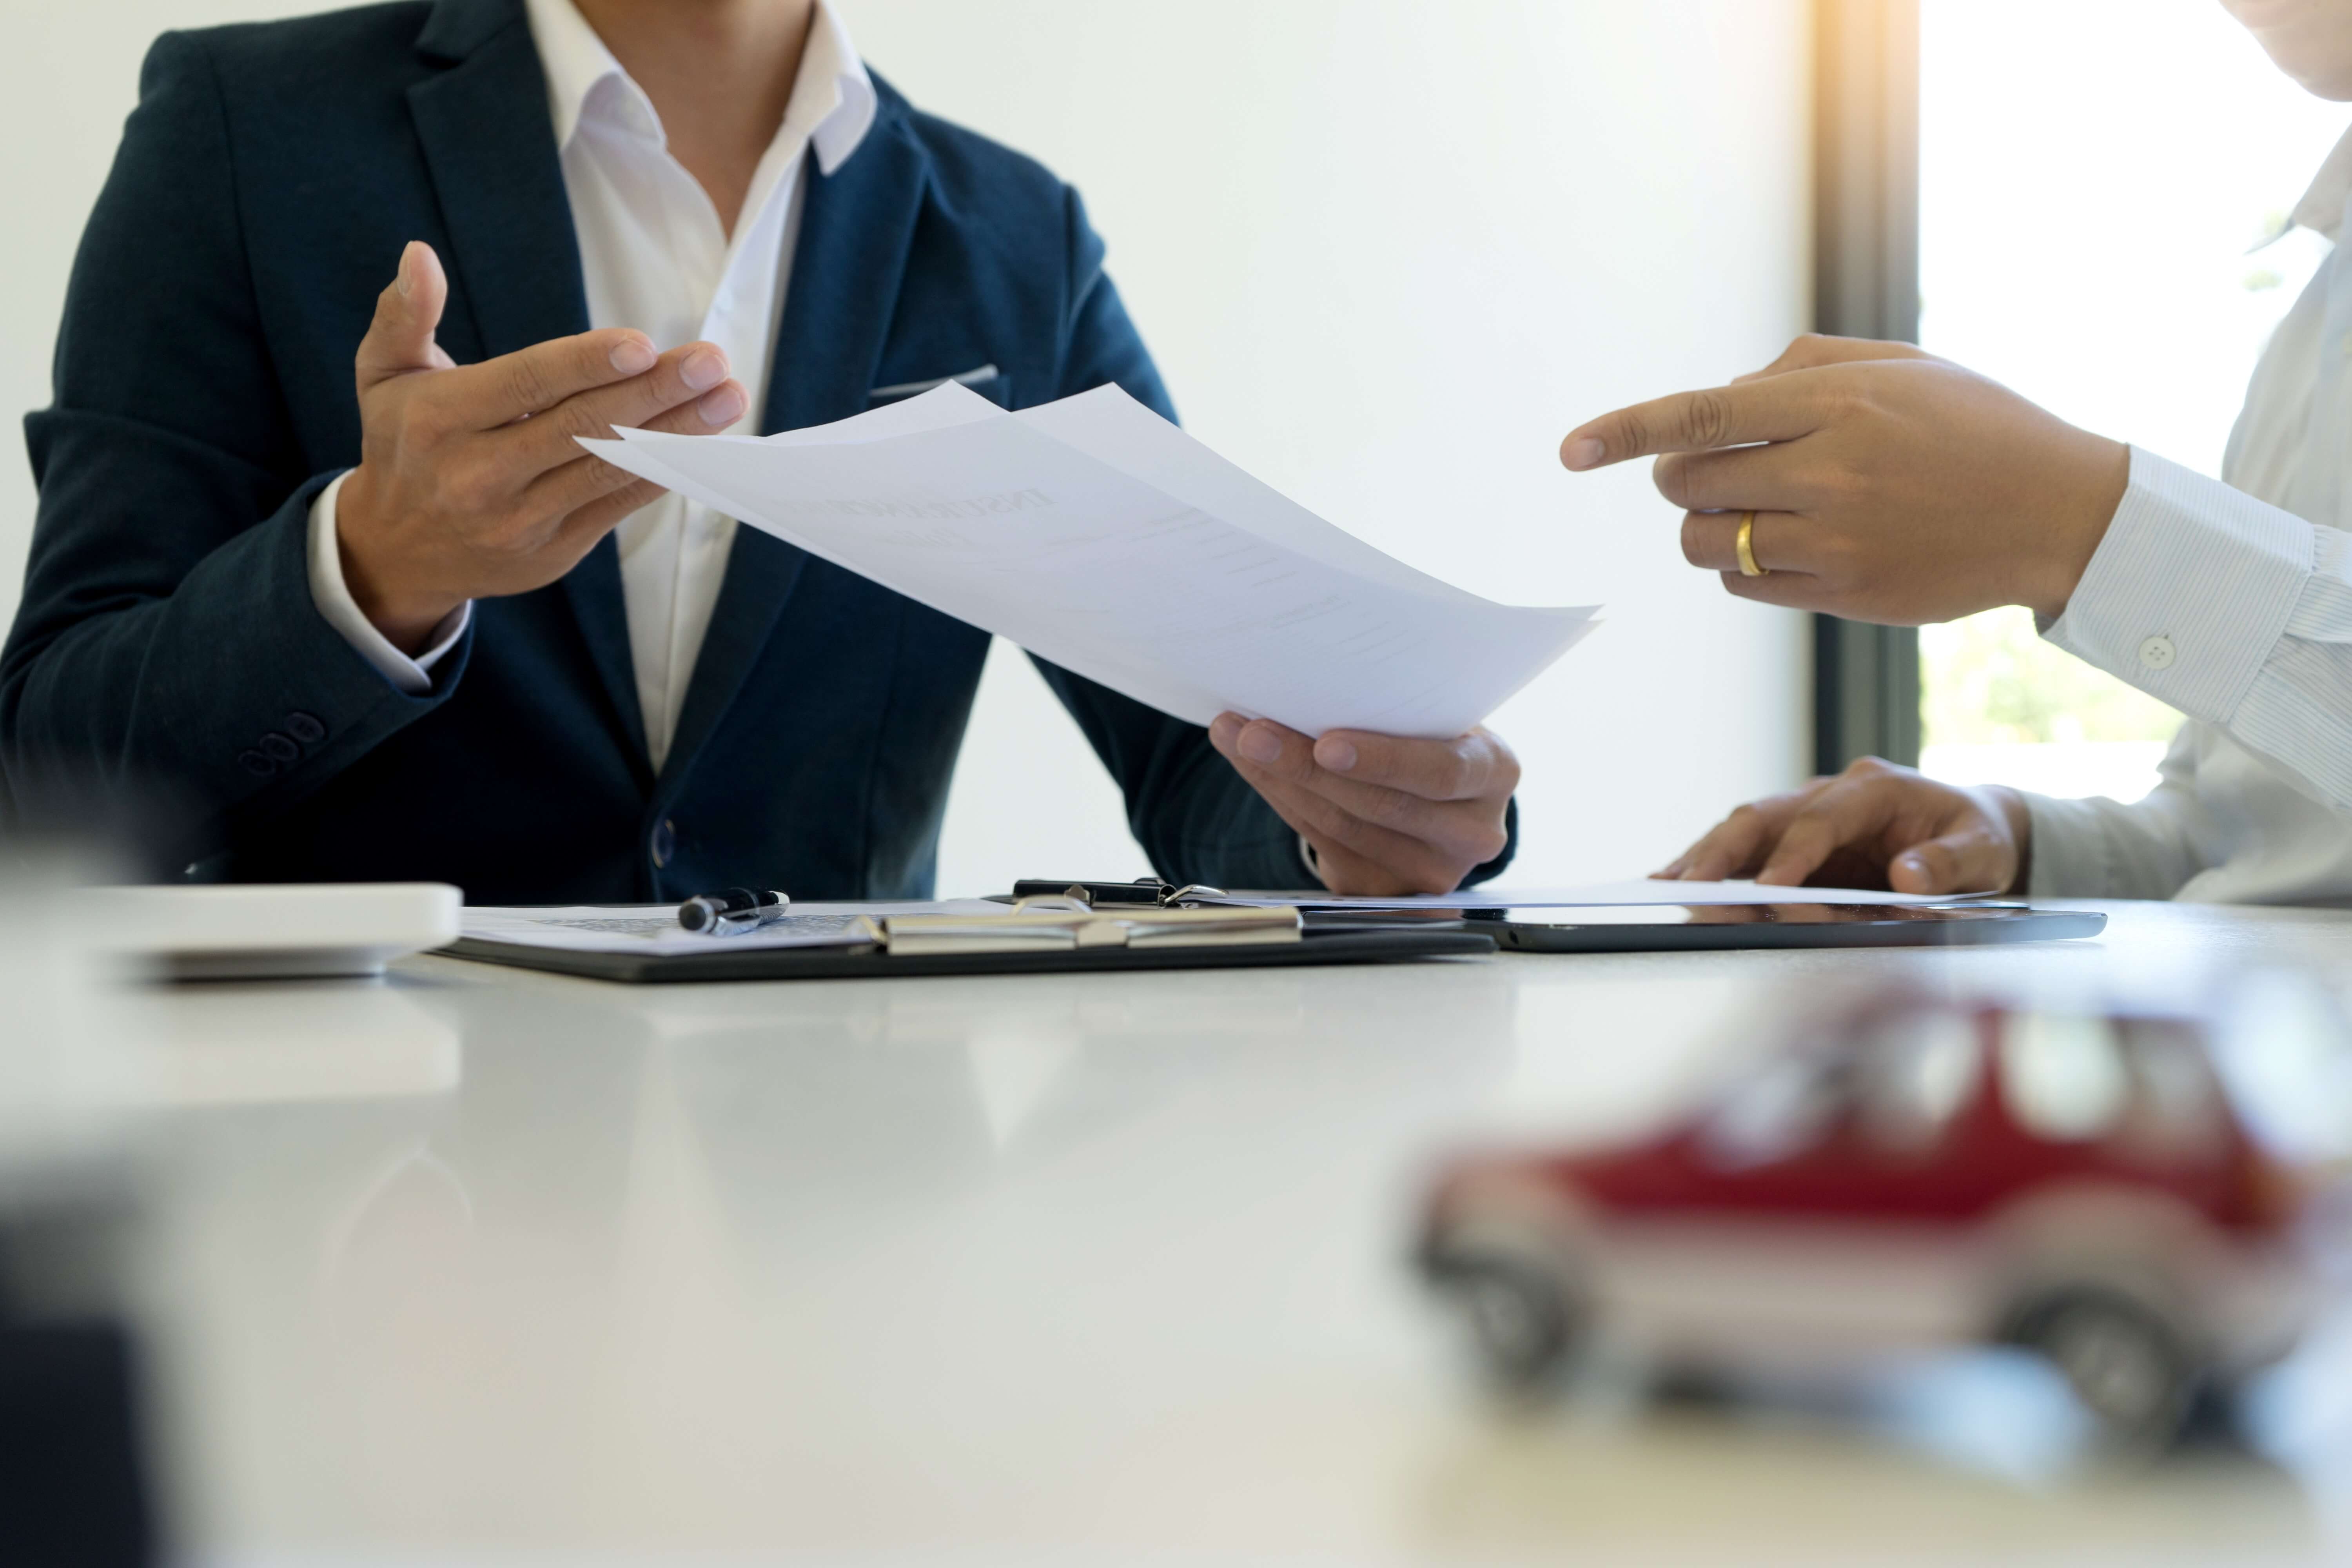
[876,895,1296,956]
[1006,877,1230,909]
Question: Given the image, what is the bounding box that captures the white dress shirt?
[2025,124,2352,903]
[306,0,874,770]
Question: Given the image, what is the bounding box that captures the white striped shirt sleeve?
[2021,747,2207,902]
[2042,446,2352,813]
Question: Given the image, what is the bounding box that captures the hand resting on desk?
[1209,715,1518,895]
[1657,757,2031,897]
[335,241,752,652]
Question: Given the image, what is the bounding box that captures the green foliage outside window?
[1920,608,2183,748]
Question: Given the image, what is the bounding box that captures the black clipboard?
[439,925,1497,985]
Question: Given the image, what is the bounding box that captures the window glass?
[2002,1012,2128,1141]
[1860,1007,1980,1151]
[1916,0,2345,800]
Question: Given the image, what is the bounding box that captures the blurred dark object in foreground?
[4,760,208,885]
[0,1321,154,1567]
[0,812,159,1568]
[0,1176,158,1568]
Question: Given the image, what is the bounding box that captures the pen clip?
[678,887,791,934]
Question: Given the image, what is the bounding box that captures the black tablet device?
[1446,901,2104,953]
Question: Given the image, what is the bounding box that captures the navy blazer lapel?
[655,107,930,794]
[409,0,651,772]
[409,0,583,357]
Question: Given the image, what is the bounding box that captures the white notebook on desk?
[78,883,461,980]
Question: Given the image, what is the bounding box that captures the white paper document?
[582,384,1598,738]
[1194,881,1990,911]
[462,901,1004,956]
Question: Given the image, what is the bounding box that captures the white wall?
[0,0,1812,896]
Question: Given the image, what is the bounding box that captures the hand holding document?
[581,384,1597,739]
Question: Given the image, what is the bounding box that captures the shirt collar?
[523,0,875,175]
[2291,122,2352,242]
[785,1,877,176]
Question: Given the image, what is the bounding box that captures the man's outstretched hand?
[1210,715,1518,895]
[335,241,753,651]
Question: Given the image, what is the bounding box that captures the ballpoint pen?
[677,887,791,936]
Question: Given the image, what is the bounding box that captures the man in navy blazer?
[3,0,1521,904]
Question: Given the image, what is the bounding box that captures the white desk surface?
[88,900,2352,1564]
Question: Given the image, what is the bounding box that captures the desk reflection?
[101,978,460,1107]
[146,960,1520,1545]
[123,924,2352,1560]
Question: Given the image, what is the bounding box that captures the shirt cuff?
[307,470,470,694]
[2020,791,2112,900]
[2041,446,2314,725]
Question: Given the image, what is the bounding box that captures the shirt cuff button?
[2137,634,2176,671]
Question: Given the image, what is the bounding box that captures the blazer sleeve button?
[238,750,278,777]
[258,733,300,764]
[285,712,327,745]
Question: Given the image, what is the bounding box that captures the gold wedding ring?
[1734,511,1768,578]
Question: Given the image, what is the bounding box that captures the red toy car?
[1417,978,2352,1444]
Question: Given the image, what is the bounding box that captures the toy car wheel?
[2014,1291,2192,1446]
[1445,1257,1581,1388]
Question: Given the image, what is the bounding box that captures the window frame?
[1812,0,1922,771]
